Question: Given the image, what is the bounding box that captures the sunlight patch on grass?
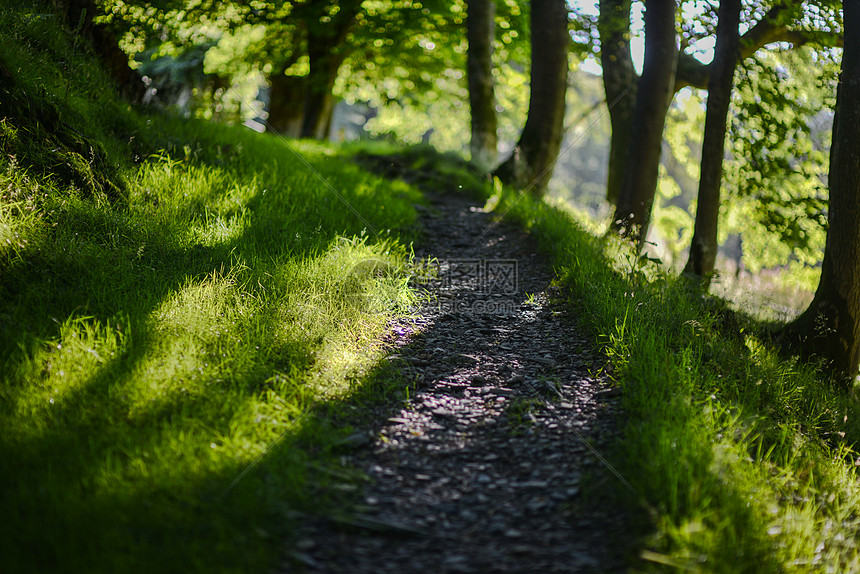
[0,4,427,572]
[0,87,421,574]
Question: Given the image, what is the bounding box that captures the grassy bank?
[0,4,422,572]
[7,0,860,570]
[483,181,860,571]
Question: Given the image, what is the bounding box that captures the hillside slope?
[0,3,423,573]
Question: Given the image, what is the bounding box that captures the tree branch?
[674,5,838,92]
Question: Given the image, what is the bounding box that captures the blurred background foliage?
[94,0,841,314]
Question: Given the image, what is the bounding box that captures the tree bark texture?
[781,3,860,386]
[467,0,498,172]
[598,0,637,205]
[683,0,741,285]
[493,0,569,195]
[610,0,677,242]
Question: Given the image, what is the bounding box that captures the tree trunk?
[683,0,741,285]
[601,3,813,233]
[268,72,306,138]
[59,0,144,103]
[780,4,860,387]
[493,0,569,194]
[467,0,498,172]
[299,5,360,140]
[598,0,637,205]
[300,45,342,139]
[610,0,677,243]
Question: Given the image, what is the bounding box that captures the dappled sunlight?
[0,193,43,274]
[0,15,423,565]
[4,0,859,571]
[270,237,416,396]
[491,177,860,570]
[5,315,127,430]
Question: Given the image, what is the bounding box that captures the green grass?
[0,4,424,572]
[474,179,860,572]
[8,1,860,572]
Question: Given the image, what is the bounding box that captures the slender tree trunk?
[780,4,860,386]
[598,0,637,205]
[683,0,741,285]
[467,0,498,172]
[299,5,360,140]
[610,0,677,242]
[323,102,335,138]
[300,43,345,140]
[493,0,569,194]
[268,72,306,137]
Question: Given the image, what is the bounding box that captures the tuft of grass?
[505,396,541,434]
[484,183,860,572]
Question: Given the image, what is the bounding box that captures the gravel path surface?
[285,186,638,573]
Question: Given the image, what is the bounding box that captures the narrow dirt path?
[288,187,637,572]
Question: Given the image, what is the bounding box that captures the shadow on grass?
[0,156,419,572]
[0,324,423,573]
